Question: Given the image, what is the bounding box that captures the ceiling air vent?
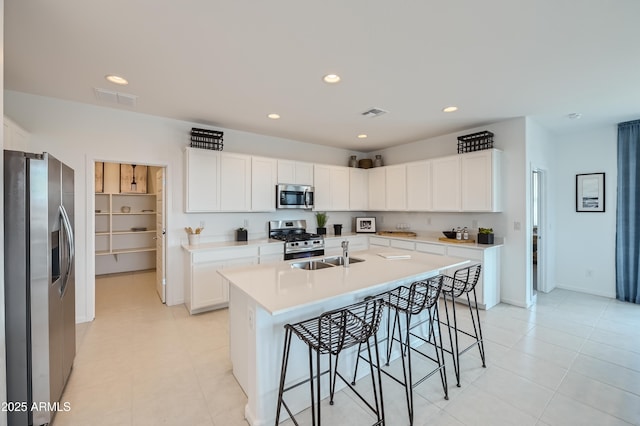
[94,88,138,107]
[361,107,388,117]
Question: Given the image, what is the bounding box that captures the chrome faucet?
[341,240,349,267]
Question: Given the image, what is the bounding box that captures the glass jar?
[348,155,358,168]
[373,155,383,167]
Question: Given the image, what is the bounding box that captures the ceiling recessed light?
[323,74,341,84]
[105,74,129,85]
[267,113,281,120]
[357,134,368,139]
[443,106,458,113]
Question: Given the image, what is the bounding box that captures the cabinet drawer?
[416,242,446,255]
[259,242,284,256]
[390,239,415,251]
[446,246,483,261]
[193,246,259,263]
[369,236,390,247]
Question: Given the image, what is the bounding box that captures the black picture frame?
[355,217,376,233]
[576,173,605,212]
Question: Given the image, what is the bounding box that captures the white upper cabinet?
[385,164,407,210]
[431,155,462,211]
[277,160,314,186]
[406,160,432,211]
[461,149,502,212]
[220,152,251,211]
[185,147,220,212]
[349,168,368,210]
[368,167,386,210]
[313,164,349,211]
[251,156,277,211]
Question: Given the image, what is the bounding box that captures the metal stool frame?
[275,298,386,426]
[352,276,448,425]
[439,263,486,387]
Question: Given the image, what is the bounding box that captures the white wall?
[553,125,617,297]
[4,90,367,323]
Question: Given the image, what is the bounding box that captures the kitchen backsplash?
[183,210,503,244]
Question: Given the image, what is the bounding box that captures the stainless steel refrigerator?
[4,150,76,426]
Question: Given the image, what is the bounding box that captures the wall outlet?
[471,220,478,229]
[244,219,249,228]
[426,217,432,226]
[586,269,593,278]
[514,221,521,231]
[199,221,206,229]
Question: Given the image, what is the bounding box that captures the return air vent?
[94,88,138,107]
[361,107,388,117]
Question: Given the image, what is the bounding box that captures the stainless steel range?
[269,220,324,260]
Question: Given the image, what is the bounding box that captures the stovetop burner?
[271,232,321,243]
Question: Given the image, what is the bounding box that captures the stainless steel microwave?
[276,184,314,209]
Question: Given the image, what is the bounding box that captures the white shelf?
[94,192,157,273]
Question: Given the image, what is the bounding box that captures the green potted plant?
[236,227,248,242]
[315,212,328,235]
[478,227,494,244]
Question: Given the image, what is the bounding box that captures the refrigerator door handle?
[59,204,74,297]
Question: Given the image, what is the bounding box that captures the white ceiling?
[5,1,640,151]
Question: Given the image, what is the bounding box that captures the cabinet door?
[385,165,407,210]
[277,160,296,184]
[296,162,314,186]
[368,167,386,210]
[349,168,368,210]
[431,155,461,211]
[220,152,251,211]
[313,165,332,211]
[251,156,277,211]
[406,161,432,211]
[192,261,227,310]
[313,165,349,211]
[461,150,500,212]
[277,160,314,185]
[185,148,220,212]
[330,167,350,210]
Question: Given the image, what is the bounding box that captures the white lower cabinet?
[258,242,284,264]
[383,237,501,309]
[185,246,258,314]
[323,235,369,256]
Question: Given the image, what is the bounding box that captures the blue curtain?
[616,119,640,303]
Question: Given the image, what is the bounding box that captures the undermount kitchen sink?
[322,256,365,266]
[290,256,365,270]
[290,260,335,270]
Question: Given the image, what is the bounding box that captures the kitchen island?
[218,249,470,426]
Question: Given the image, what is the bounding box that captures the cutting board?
[438,237,476,244]
[376,231,417,238]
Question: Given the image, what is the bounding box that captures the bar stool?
[353,276,447,425]
[439,263,485,387]
[275,298,385,426]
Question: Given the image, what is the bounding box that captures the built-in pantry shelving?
[95,193,156,275]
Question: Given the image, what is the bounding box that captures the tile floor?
[54,271,640,425]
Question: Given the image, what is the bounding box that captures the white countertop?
[218,249,469,315]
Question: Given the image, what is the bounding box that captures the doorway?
[531,169,544,297]
[92,161,168,311]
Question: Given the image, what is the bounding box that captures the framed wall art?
[576,173,605,212]
[355,217,377,233]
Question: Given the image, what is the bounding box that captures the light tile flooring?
[55,271,640,425]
